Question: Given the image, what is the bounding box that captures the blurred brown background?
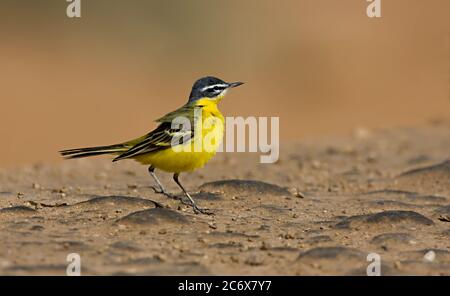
[0,0,449,167]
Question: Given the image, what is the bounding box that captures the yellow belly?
[134,101,224,173]
[134,145,219,173]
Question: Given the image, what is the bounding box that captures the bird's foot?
[152,201,165,208]
[151,186,177,199]
[191,204,214,215]
[152,186,213,215]
[151,187,195,207]
[150,185,166,194]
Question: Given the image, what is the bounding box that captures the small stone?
[311,263,321,269]
[260,241,270,250]
[57,188,67,193]
[244,254,264,266]
[311,160,321,169]
[423,250,436,262]
[30,225,44,231]
[289,187,306,198]
[367,153,377,163]
[154,254,166,262]
[284,233,295,240]
[158,229,167,235]
[438,215,450,222]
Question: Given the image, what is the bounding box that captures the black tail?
[59,144,127,159]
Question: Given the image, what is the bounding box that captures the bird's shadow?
[72,195,164,208]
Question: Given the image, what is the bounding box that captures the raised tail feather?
[59,144,128,159]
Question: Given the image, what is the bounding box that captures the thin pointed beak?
[228,82,244,88]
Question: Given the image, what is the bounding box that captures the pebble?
[244,254,264,266]
[154,254,166,262]
[311,160,321,169]
[283,233,295,240]
[394,261,403,269]
[423,250,436,262]
[290,187,306,199]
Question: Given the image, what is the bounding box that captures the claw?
[153,201,165,208]
[152,186,191,205]
[192,205,214,215]
[151,186,167,195]
[151,186,175,198]
[179,198,194,206]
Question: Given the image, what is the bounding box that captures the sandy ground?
[0,121,449,275]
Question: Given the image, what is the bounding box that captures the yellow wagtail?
[60,76,244,214]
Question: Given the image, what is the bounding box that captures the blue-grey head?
[188,76,244,102]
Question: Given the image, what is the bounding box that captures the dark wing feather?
[112,122,193,162]
[113,102,202,162]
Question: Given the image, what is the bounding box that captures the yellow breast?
[134,98,224,173]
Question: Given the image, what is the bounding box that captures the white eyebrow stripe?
[200,84,228,92]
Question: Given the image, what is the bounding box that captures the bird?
[60,76,244,214]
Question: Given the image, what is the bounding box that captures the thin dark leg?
[148,166,192,206]
[173,173,213,215]
[148,166,168,194]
